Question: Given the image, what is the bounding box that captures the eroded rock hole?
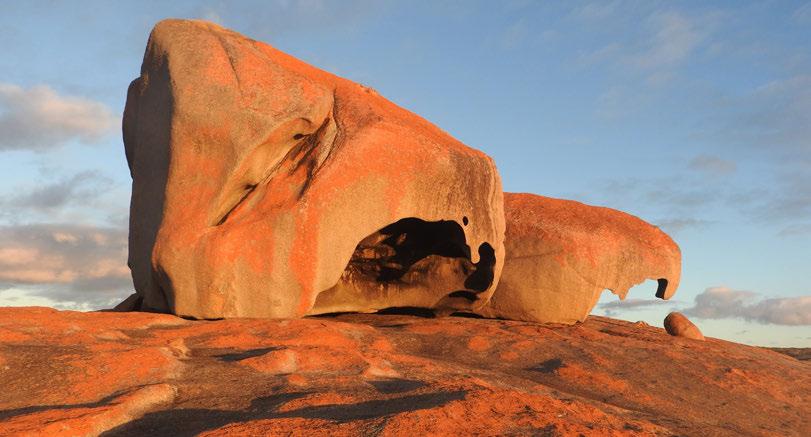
[449,311,486,319]
[365,218,471,282]
[655,278,668,299]
[330,217,497,311]
[377,307,436,318]
[447,290,478,302]
[464,243,495,292]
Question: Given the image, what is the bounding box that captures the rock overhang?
[478,193,681,324]
[123,19,506,319]
[120,19,681,324]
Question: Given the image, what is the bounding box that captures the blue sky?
[0,0,808,346]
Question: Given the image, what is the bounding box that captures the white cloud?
[201,6,224,24]
[655,218,713,233]
[576,6,713,76]
[706,75,811,163]
[700,75,811,233]
[600,298,669,310]
[589,162,808,237]
[0,286,121,311]
[631,10,703,70]
[778,223,811,237]
[0,170,114,213]
[598,297,679,317]
[594,84,654,120]
[684,286,811,326]
[792,2,811,24]
[0,224,131,306]
[195,0,389,40]
[571,1,620,22]
[749,297,811,326]
[688,154,737,175]
[499,18,529,50]
[0,82,118,152]
[599,176,716,210]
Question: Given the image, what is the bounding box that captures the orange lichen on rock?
[0,308,808,435]
[121,19,504,319]
[115,19,689,327]
[479,193,682,324]
[0,384,177,437]
[240,349,300,374]
[466,335,491,352]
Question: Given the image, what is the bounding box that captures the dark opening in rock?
[346,218,494,293]
[366,218,471,282]
[311,217,497,315]
[449,311,486,319]
[447,290,479,302]
[655,278,668,299]
[376,307,437,318]
[464,243,495,292]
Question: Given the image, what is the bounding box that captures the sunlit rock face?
[3,308,806,435]
[664,312,704,340]
[121,20,505,319]
[119,19,683,322]
[478,193,681,324]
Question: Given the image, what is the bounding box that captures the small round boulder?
[664,312,704,340]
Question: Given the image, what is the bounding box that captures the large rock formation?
[479,193,681,324]
[122,20,504,319]
[120,19,682,324]
[1,307,808,436]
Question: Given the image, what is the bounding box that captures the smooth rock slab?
[0,384,176,437]
[0,307,808,436]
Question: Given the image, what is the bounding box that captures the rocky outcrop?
[123,20,504,319]
[120,20,684,324]
[479,193,681,324]
[664,311,705,340]
[1,307,808,436]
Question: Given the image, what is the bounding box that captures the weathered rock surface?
[1,307,808,436]
[664,311,705,340]
[123,19,504,319]
[121,20,686,325]
[479,193,681,324]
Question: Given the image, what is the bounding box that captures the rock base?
[0,307,808,435]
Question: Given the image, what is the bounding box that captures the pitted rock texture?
[479,193,681,324]
[123,19,504,319]
[1,308,808,436]
[664,311,705,340]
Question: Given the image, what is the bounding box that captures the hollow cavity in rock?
[311,217,496,314]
